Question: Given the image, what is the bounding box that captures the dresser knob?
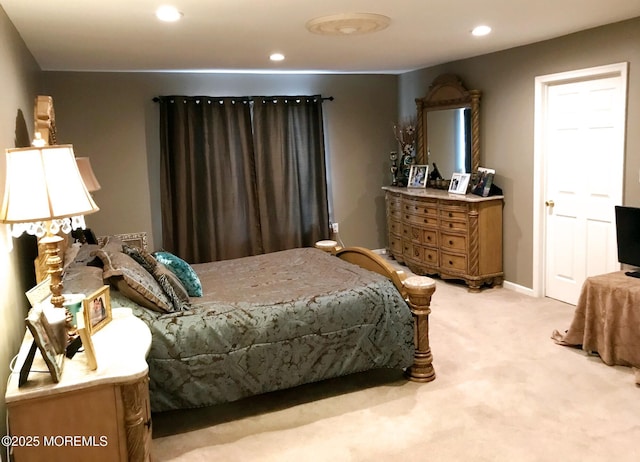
[449,212,453,217]
[449,223,453,228]
[427,254,432,260]
[449,260,453,265]
[449,240,453,245]
[427,236,431,241]
[424,219,428,223]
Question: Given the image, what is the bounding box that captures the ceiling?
[2,0,639,74]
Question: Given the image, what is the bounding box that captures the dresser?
[383,186,503,291]
[5,308,152,462]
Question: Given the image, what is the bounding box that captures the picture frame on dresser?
[408,164,429,188]
[449,173,470,194]
[83,285,112,335]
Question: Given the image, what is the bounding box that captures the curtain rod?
[152,95,334,103]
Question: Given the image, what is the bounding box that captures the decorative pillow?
[62,265,104,294]
[154,251,203,297]
[122,244,190,311]
[64,243,102,269]
[63,243,81,270]
[93,249,173,313]
[99,236,126,253]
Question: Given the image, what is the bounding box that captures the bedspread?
[111,248,414,411]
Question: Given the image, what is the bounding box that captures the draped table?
[552,271,640,384]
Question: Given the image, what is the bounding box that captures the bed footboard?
[335,247,436,383]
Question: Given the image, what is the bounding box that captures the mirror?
[416,74,481,179]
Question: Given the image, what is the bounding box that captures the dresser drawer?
[402,242,437,265]
[440,219,467,232]
[405,213,438,227]
[403,225,437,246]
[402,200,437,217]
[440,232,467,251]
[439,204,468,220]
[389,219,402,236]
[387,196,402,210]
[440,251,467,272]
[389,236,403,254]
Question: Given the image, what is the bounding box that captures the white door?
[539,66,626,305]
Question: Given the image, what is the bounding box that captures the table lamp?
[75,157,101,193]
[0,143,99,309]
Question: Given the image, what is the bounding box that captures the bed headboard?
[97,232,148,251]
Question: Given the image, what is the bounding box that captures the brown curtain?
[159,97,263,263]
[252,96,329,253]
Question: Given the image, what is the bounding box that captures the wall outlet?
[330,222,339,234]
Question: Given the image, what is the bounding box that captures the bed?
[60,237,436,412]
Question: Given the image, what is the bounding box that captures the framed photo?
[26,277,51,307]
[471,167,496,197]
[24,306,64,383]
[407,164,429,188]
[449,172,471,194]
[76,308,98,370]
[83,285,112,335]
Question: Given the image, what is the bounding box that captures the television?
[614,205,640,278]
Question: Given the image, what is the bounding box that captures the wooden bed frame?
[335,247,436,382]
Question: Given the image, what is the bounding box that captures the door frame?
[532,62,628,298]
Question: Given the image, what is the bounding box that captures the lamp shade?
[0,144,99,224]
[75,157,101,192]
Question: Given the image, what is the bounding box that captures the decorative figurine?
[390,151,398,186]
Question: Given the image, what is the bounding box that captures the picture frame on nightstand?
[76,308,98,370]
[83,285,112,335]
[22,306,65,385]
[25,276,51,307]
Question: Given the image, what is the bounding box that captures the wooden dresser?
[5,308,152,462]
[383,186,503,290]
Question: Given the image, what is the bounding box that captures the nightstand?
[5,308,152,462]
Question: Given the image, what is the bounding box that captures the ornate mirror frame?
[415,74,481,173]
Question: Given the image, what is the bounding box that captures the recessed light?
[156,5,183,22]
[270,53,285,62]
[472,25,492,37]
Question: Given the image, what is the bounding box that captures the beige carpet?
[151,270,640,461]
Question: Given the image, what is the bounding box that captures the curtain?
[159,95,330,263]
[252,96,329,253]
[159,97,263,263]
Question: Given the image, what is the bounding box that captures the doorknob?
[545,200,555,207]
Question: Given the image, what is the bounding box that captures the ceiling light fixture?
[471,25,492,37]
[156,5,183,22]
[270,53,285,62]
[306,13,391,36]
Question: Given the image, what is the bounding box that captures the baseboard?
[503,280,535,297]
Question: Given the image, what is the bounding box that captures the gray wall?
[399,17,640,289]
[0,5,41,456]
[42,73,399,252]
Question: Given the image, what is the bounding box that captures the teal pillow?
[153,251,203,297]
